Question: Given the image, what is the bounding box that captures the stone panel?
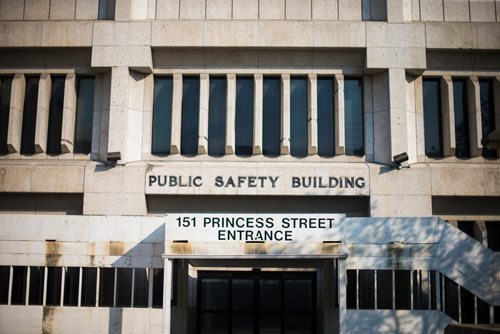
[152,20,204,46]
[338,0,362,20]
[156,0,180,19]
[0,22,42,47]
[370,195,432,217]
[42,21,93,47]
[0,0,25,20]
[366,47,426,69]
[286,0,312,20]
[477,23,500,49]
[49,0,76,20]
[470,0,496,22]
[370,165,432,195]
[259,0,285,20]
[91,46,152,68]
[233,0,258,19]
[84,192,147,216]
[24,0,50,20]
[366,22,425,48]
[443,0,470,22]
[431,166,486,196]
[93,22,152,46]
[420,0,444,21]
[313,21,366,48]
[0,165,32,192]
[179,0,206,19]
[485,167,500,196]
[259,21,313,47]
[204,21,259,47]
[31,166,84,193]
[425,23,478,49]
[75,0,99,20]
[206,0,232,19]
[312,0,338,20]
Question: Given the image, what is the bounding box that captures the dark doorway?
[197,271,317,334]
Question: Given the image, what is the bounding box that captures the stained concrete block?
[84,164,146,194]
[367,23,426,48]
[259,0,285,20]
[0,22,43,47]
[233,0,258,19]
[313,21,366,48]
[370,194,432,217]
[0,165,32,192]
[420,0,444,21]
[259,21,313,47]
[24,0,50,20]
[156,0,180,19]
[370,165,432,195]
[34,74,51,153]
[0,0,25,20]
[477,23,500,49]
[366,47,426,69]
[61,74,76,154]
[431,166,486,195]
[49,0,76,20]
[31,166,84,193]
[204,21,259,47]
[425,23,478,49]
[470,0,496,22]
[84,192,147,216]
[286,0,312,20]
[338,0,362,20]
[180,0,205,19]
[485,167,500,196]
[6,74,25,153]
[206,0,232,19]
[75,0,99,20]
[42,21,93,47]
[93,22,152,46]
[443,0,470,22]
[312,0,338,20]
[91,46,153,69]
[152,20,204,47]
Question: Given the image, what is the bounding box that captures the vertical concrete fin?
[107,66,129,162]
[7,74,26,153]
[61,73,76,154]
[281,74,290,155]
[226,74,236,154]
[171,73,182,154]
[198,73,209,155]
[34,73,51,153]
[98,71,112,161]
[335,74,345,155]
[467,76,483,157]
[253,74,263,155]
[308,74,318,155]
[141,73,154,159]
[92,73,104,160]
[441,76,456,157]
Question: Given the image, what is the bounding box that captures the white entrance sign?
[166,214,345,243]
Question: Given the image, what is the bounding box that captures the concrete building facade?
[0,0,499,333]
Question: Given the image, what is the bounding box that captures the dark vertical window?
[423,78,443,157]
[346,270,357,309]
[116,268,132,307]
[64,267,80,306]
[46,267,62,306]
[344,78,364,156]
[460,287,475,324]
[486,221,500,251]
[152,268,164,308]
[74,76,95,154]
[317,77,335,157]
[46,76,65,155]
[21,76,40,155]
[430,271,437,310]
[98,0,115,19]
[477,297,490,323]
[0,76,13,155]
[290,77,308,157]
[358,270,375,309]
[479,79,497,159]
[376,270,393,310]
[152,76,173,155]
[444,277,459,321]
[0,266,9,304]
[453,79,470,158]
[11,266,27,305]
[235,76,254,156]
[99,268,115,307]
[412,270,429,310]
[29,266,44,305]
[181,76,200,156]
[394,270,411,310]
[81,267,97,307]
[133,268,148,308]
[263,77,281,157]
[494,305,500,324]
[208,77,227,157]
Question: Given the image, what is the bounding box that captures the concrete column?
[334,74,345,155]
[98,71,112,161]
[108,66,129,162]
[467,77,483,157]
[388,68,408,160]
[226,74,236,154]
[386,0,412,22]
[162,258,173,334]
[198,73,209,155]
[414,76,426,161]
[338,259,347,334]
[91,74,103,160]
[253,74,263,155]
[405,74,417,164]
[372,72,390,164]
[308,74,317,155]
[61,73,77,154]
[127,70,145,162]
[171,73,182,154]
[281,74,290,155]
[441,76,456,157]
[364,75,374,162]
[7,74,25,153]
[34,74,51,153]
[141,73,154,159]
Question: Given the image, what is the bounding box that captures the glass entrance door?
[197,271,316,334]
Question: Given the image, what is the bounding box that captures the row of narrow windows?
[423,78,497,159]
[346,270,500,324]
[0,75,95,156]
[152,75,364,157]
[0,266,164,308]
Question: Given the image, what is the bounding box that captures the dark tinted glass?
[74,76,95,154]
[98,0,115,19]
[344,78,364,156]
[29,266,44,305]
[201,313,228,334]
[181,76,200,156]
[412,270,429,310]
[233,278,253,311]
[317,77,335,157]
[47,76,65,155]
[81,267,97,307]
[152,268,163,308]
[453,79,470,158]
[477,297,490,323]
[260,279,281,310]
[235,76,254,156]
[358,270,374,309]
[460,287,475,324]
[394,270,411,310]
[64,267,80,306]
[0,266,9,304]
[152,76,173,155]
[208,77,227,157]
[201,278,229,310]
[99,268,115,307]
[376,270,393,309]
[0,77,13,155]
[46,266,62,306]
[263,77,281,157]
[346,270,357,309]
[423,79,443,157]
[444,277,459,321]
[290,77,308,157]
[116,268,132,307]
[11,266,27,305]
[284,279,312,311]
[486,221,500,251]
[133,268,149,307]
[479,79,497,159]
[21,76,40,155]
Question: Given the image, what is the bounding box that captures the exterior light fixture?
[106,151,121,163]
[392,152,409,169]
